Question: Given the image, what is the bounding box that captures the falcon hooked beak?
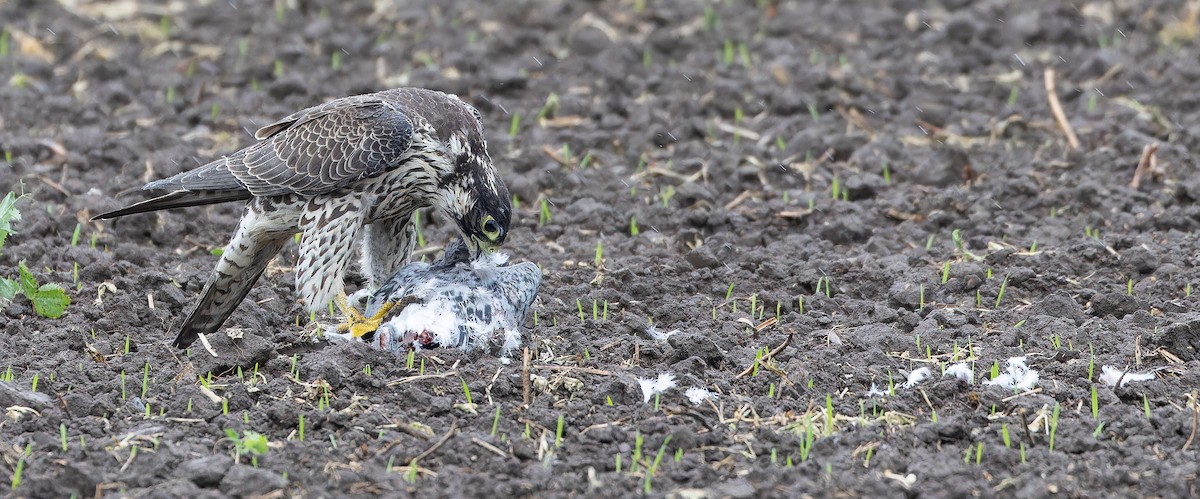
[441,151,511,262]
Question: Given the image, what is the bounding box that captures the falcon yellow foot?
[335,292,399,338]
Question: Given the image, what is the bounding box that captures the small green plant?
[0,193,71,318]
[555,414,565,447]
[10,443,30,489]
[1048,403,1061,452]
[995,273,1010,308]
[224,429,269,464]
[1088,343,1096,381]
[509,113,520,138]
[1090,385,1100,420]
[659,185,676,207]
[538,197,552,226]
[798,418,815,462]
[142,361,151,398]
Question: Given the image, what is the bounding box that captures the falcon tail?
[91,190,253,220]
[173,234,288,349]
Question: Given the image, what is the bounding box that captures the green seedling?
[1048,403,1061,452]
[798,418,815,462]
[224,429,269,464]
[538,197,552,225]
[142,361,150,398]
[555,414,565,447]
[995,273,1010,308]
[1091,385,1100,420]
[508,113,520,138]
[1,194,71,318]
[10,443,30,489]
[952,229,979,260]
[461,377,473,405]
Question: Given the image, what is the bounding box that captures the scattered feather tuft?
[1098,366,1156,387]
[943,362,974,384]
[983,357,1038,391]
[684,387,717,405]
[638,372,677,404]
[903,367,932,388]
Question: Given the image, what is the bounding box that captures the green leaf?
[0,192,19,252]
[242,432,268,455]
[0,277,17,301]
[17,261,37,298]
[31,284,70,319]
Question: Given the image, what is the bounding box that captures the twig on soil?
[405,419,457,466]
[1018,409,1036,446]
[713,119,762,141]
[386,371,459,387]
[1001,387,1042,402]
[723,190,753,211]
[37,175,70,196]
[1044,68,1080,150]
[541,145,568,166]
[472,437,507,457]
[1135,335,1142,368]
[579,418,633,436]
[918,388,936,415]
[1129,143,1159,189]
[735,332,793,379]
[1184,393,1199,451]
[522,347,531,406]
[533,365,612,376]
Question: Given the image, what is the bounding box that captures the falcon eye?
[480,215,502,241]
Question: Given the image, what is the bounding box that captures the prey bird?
[94,87,512,349]
[354,236,541,355]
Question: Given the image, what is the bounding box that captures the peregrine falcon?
[356,236,541,355]
[93,88,511,349]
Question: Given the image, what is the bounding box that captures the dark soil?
[3,0,1200,497]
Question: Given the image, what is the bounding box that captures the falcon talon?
[92,87,513,349]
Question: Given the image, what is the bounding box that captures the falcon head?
[440,147,511,258]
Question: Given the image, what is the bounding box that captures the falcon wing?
[233,96,417,196]
[143,95,415,198]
